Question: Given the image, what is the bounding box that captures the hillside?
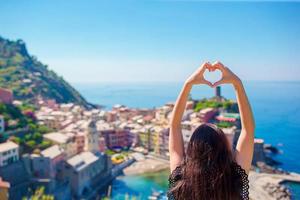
[0,36,92,108]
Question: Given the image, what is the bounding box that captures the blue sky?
[1,0,300,83]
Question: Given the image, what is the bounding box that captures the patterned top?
[168,162,250,200]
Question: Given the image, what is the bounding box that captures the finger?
[202,61,212,70]
[203,80,213,87]
[206,62,215,72]
[212,79,224,87]
[209,65,217,72]
[212,61,224,66]
[212,61,226,72]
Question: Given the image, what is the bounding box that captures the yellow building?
[138,131,151,151]
[138,127,161,154]
[0,177,10,200]
[150,127,161,154]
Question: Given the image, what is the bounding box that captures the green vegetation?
[11,127,52,153]
[0,102,31,130]
[105,149,116,156]
[194,98,235,112]
[0,36,91,107]
[22,186,54,200]
[216,121,234,128]
[105,149,130,156]
[0,102,52,152]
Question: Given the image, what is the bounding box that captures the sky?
[1,0,300,83]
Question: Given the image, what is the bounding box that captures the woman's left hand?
[185,62,214,87]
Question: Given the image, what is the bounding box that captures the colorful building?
[75,133,85,154]
[0,141,19,167]
[43,132,77,158]
[158,128,169,157]
[136,126,164,153]
[106,111,117,122]
[252,138,266,165]
[98,137,106,152]
[31,145,65,179]
[0,115,4,133]
[186,101,195,110]
[101,129,131,149]
[0,88,13,104]
[137,128,151,151]
[0,177,10,200]
[198,108,217,123]
[64,152,111,198]
[216,113,240,123]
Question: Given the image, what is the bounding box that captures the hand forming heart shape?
[185,61,240,87]
[203,68,223,86]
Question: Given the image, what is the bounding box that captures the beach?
[249,171,300,200]
[123,156,170,176]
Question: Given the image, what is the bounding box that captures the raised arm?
[169,62,213,172]
[213,62,255,173]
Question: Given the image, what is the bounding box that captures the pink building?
[45,99,58,110]
[106,111,117,122]
[216,113,240,123]
[75,134,85,154]
[198,108,217,123]
[0,88,13,104]
[186,101,194,110]
[98,137,106,152]
[101,129,131,149]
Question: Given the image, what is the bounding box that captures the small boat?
[148,190,167,200]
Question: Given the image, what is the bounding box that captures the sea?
[73,81,300,199]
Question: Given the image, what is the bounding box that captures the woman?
[168,61,255,200]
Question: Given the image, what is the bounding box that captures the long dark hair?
[170,123,242,200]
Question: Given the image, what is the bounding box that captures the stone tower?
[88,119,99,153]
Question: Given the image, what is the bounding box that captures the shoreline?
[120,155,300,200]
[249,171,300,200]
[123,156,170,176]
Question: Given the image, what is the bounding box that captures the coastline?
[123,156,170,176]
[249,171,300,200]
[120,155,300,200]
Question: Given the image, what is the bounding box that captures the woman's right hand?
[185,62,214,87]
[212,61,241,87]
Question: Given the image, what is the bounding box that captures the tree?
[11,136,23,144]
[24,134,32,141]
[32,132,42,141]
[25,140,36,149]
[39,141,51,149]
[22,186,54,200]
[37,125,51,134]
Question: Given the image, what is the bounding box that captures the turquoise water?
[284,182,300,200]
[111,170,169,199]
[73,81,300,198]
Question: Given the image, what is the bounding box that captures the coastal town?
[0,86,300,200]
